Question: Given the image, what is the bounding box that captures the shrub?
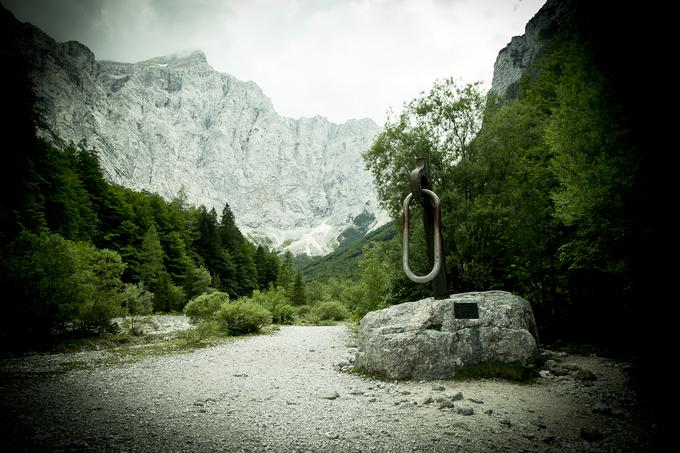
[315,301,350,321]
[215,301,272,335]
[184,291,229,323]
[181,319,223,343]
[294,304,319,324]
[249,288,295,324]
[121,282,153,334]
[270,303,295,324]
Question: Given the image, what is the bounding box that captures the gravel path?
[0,326,654,452]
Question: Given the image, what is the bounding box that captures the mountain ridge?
[1,5,387,256]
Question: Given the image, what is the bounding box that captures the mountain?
[490,0,573,97]
[1,5,387,256]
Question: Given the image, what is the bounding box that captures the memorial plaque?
[454,302,479,319]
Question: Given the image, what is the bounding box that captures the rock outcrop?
[490,0,573,97]
[355,291,539,380]
[1,6,386,256]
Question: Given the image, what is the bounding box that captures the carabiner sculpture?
[401,158,449,298]
[402,189,442,283]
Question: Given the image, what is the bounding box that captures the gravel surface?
[0,325,655,452]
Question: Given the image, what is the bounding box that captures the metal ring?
[402,189,441,283]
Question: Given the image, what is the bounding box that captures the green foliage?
[359,32,644,345]
[181,319,224,343]
[184,291,229,324]
[247,288,295,324]
[315,301,350,321]
[277,250,294,290]
[121,282,153,334]
[298,222,396,282]
[184,265,212,299]
[214,301,272,335]
[289,271,306,306]
[72,243,126,331]
[0,231,126,343]
[138,225,165,288]
[364,79,485,218]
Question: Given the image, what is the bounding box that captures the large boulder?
[354,291,539,380]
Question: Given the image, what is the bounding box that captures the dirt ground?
[0,324,658,452]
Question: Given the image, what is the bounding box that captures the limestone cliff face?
[5,9,386,256]
[490,0,573,97]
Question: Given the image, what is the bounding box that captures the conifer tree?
[289,271,306,306]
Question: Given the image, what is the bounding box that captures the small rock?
[484,409,494,415]
[562,362,580,371]
[348,389,365,396]
[540,349,555,359]
[455,406,474,416]
[531,417,547,429]
[500,417,512,427]
[431,384,446,391]
[468,398,484,404]
[574,369,597,381]
[400,390,411,395]
[233,373,248,377]
[368,397,377,402]
[438,399,455,409]
[555,351,568,357]
[326,432,339,440]
[580,427,604,442]
[448,391,464,401]
[539,370,551,378]
[418,396,433,405]
[318,390,340,400]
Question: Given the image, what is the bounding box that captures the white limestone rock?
[355,291,540,380]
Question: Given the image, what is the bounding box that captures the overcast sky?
[5,0,546,124]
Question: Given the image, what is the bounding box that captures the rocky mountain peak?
[2,7,386,256]
[490,0,573,97]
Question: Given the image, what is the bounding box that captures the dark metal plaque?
[454,302,479,319]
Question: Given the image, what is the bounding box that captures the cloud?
[4,0,546,124]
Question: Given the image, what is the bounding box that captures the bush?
[294,304,319,324]
[121,282,153,334]
[215,301,272,335]
[184,291,229,324]
[182,319,223,344]
[249,288,295,324]
[315,301,350,321]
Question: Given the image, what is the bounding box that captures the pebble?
[448,391,464,401]
[438,400,454,409]
[455,406,474,416]
[431,384,445,391]
[318,390,340,400]
[500,417,512,427]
